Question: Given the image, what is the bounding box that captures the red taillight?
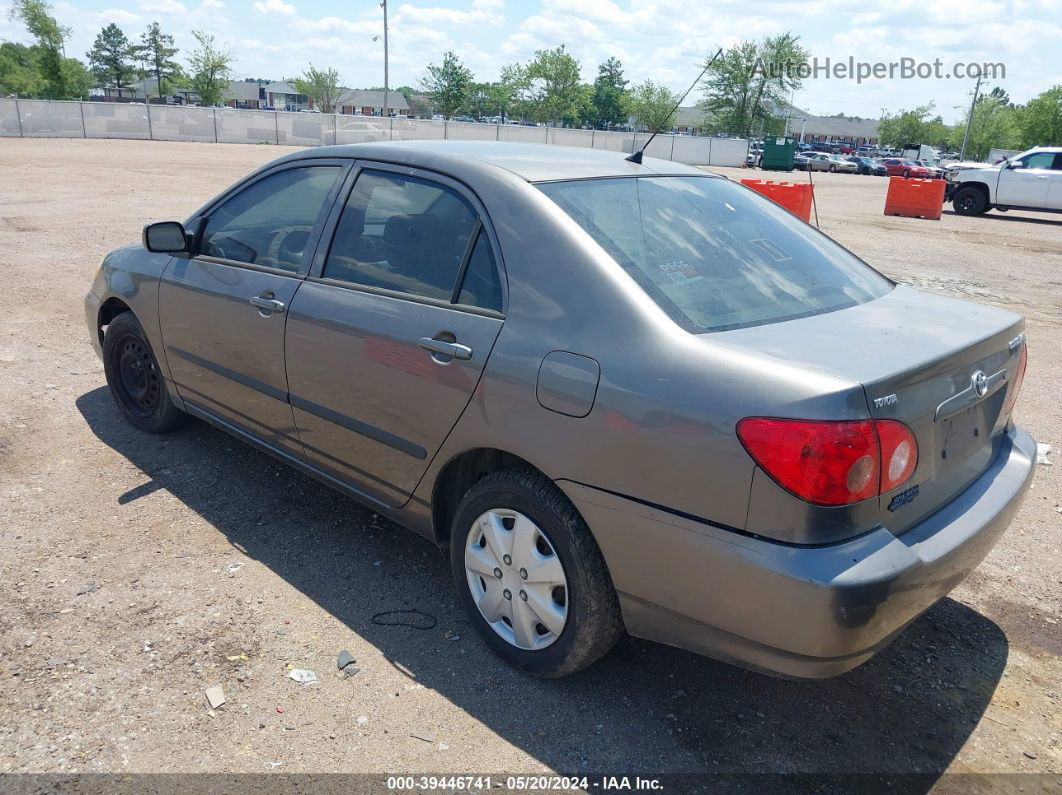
[876,420,918,493]
[1001,344,1028,418]
[737,418,918,506]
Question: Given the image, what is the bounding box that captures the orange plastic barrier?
[740,180,814,222]
[883,176,946,220]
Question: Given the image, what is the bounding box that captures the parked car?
[914,160,945,178]
[86,141,1034,679]
[881,158,931,178]
[826,154,859,173]
[802,152,834,171]
[847,156,887,176]
[947,147,1062,216]
[792,152,811,170]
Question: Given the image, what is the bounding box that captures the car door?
[995,151,1054,207]
[158,160,348,458]
[284,163,506,508]
[1046,153,1062,209]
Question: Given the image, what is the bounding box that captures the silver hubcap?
[464,509,568,651]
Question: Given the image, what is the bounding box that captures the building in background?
[336,89,410,117]
[263,81,310,112]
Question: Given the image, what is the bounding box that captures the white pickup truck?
[947,146,1062,216]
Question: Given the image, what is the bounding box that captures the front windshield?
[537,176,893,333]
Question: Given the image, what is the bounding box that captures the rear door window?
[538,176,892,332]
[456,229,503,312]
[322,170,479,301]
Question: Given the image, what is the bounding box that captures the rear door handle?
[418,337,472,361]
[249,295,285,313]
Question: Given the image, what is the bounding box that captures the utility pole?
[381,0,389,119]
[959,73,983,161]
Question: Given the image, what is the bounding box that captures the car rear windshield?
[537,176,892,332]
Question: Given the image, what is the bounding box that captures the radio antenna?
[627,46,724,164]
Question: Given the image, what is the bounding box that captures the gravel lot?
[1,139,1059,783]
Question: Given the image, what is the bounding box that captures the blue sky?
[3,0,1060,122]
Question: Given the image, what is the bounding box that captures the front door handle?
[418,337,473,361]
[249,295,285,313]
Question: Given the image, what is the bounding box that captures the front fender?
[88,245,175,381]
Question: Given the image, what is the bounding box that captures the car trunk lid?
[715,285,1025,534]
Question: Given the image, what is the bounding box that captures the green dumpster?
[760,136,796,172]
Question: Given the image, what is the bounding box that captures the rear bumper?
[560,425,1036,678]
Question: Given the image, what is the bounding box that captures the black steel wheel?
[102,312,185,432]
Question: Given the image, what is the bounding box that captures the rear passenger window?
[457,230,503,312]
[323,170,478,301]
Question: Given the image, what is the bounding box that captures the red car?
[881,158,931,178]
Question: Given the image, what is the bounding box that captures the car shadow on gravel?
[78,387,1008,785]
[942,209,1062,226]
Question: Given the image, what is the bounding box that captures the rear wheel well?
[431,448,544,548]
[97,298,132,347]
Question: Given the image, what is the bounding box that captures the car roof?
[284,140,714,182]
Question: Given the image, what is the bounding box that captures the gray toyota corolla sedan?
[85,141,1035,679]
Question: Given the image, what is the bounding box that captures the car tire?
[102,311,185,433]
[952,185,989,216]
[450,468,624,678]
[902,169,910,178]
[829,165,836,172]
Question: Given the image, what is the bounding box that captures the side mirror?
[1005,160,1023,169]
[143,221,189,253]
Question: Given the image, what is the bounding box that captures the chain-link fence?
[0,99,751,167]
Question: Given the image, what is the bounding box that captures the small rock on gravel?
[204,686,225,709]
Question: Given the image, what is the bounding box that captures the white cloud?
[139,0,187,14]
[253,0,295,16]
[395,3,503,26]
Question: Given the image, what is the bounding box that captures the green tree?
[1017,86,1062,147]
[132,22,181,98]
[959,96,1021,160]
[60,57,94,99]
[591,56,628,128]
[0,42,44,96]
[6,0,78,98]
[497,63,532,121]
[877,104,939,147]
[187,30,233,106]
[627,80,679,131]
[87,23,136,95]
[525,45,588,126]
[701,33,809,136]
[984,86,1011,107]
[294,64,341,112]
[421,51,474,118]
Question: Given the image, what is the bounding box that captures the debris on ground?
[411,733,434,743]
[276,706,286,714]
[371,610,437,629]
[336,650,356,670]
[204,686,226,709]
[287,669,318,685]
[438,742,450,751]
[226,562,243,573]
[76,582,97,595]
[226,653,249,661]
[1036,443,1052,465]
[444,630,461,641]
